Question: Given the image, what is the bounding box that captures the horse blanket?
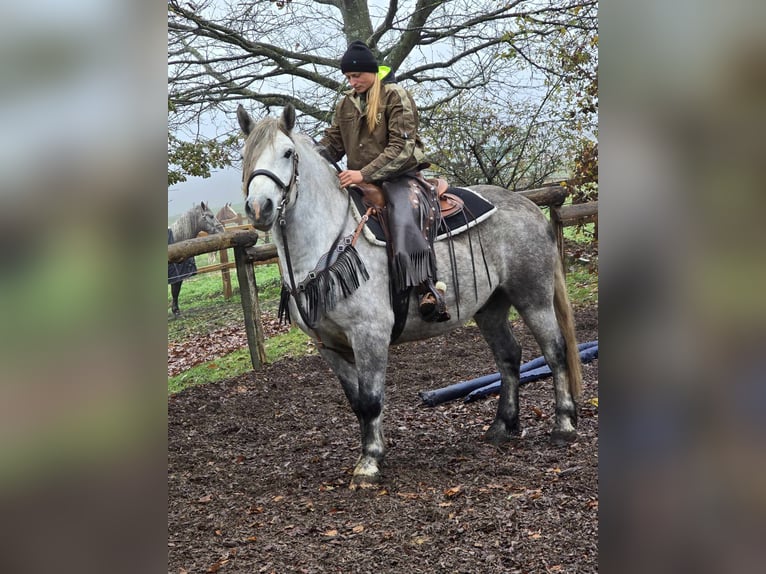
[349,185,497,246]
[167,228,197,285]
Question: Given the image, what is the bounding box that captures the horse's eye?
[284,149,293,159]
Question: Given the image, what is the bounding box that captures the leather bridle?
[244,147,300,222]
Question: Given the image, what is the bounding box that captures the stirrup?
[418,282,450,322]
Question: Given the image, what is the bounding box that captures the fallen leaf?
[351,525,364,533]
[323,529,338,537]
[197,494,213,503]
[397,492,419,499]
[443,485,463,498]
[588,397,599,407]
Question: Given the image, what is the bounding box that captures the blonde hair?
[365,74,383,132]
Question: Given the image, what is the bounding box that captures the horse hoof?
[484,420,519,445]
[349,457,381,490]
[349,477,380,490]
[550,429,577,446]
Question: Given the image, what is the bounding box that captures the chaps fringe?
[391,249,435,293]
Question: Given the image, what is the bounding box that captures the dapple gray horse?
[237,104,582,489]
[168,202,225,316]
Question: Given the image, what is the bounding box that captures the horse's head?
[238,104,298,231]
[198,201,225,234]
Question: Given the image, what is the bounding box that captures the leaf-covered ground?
[168,304,598,573]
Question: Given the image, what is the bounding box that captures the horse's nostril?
[245,200,254,217]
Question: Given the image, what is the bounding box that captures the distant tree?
[420,84,573,190]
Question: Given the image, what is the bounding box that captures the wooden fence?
[168,185,597,371]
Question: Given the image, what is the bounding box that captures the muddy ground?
[168,304,598,573]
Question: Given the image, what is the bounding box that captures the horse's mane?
[170,205,202,242]
[243,116,337,191]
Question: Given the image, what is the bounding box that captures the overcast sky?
[167,164,244,219]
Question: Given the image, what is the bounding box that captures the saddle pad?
[349,185,497,246]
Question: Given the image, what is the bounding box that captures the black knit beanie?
[340,41,379,74]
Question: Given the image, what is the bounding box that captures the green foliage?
[167,133,239,187]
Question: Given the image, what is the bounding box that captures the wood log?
[554,200,598,224]
[518,185,567,207]
[244,243,278,263]
[168,229,260,263]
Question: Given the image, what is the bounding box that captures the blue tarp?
[418,341,598,407]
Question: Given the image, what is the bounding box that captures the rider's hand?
[338,170,364,187]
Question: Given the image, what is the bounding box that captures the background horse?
[168,202,225,317]
[237,104,582,489]
[206,203,241,264]
[216,202,241,225]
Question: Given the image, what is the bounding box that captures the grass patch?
[168,261,282,342]
[168,326,314,395]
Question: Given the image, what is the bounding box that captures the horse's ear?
[237,104,255,136]
[280,104,295,133]
[200,201,207,210]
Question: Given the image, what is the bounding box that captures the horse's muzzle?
[245,197,274,230]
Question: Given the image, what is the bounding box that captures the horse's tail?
[553,262,583,399]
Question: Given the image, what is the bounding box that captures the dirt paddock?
[168,305,598,573]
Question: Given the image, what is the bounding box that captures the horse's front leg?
[319,339,388,489]
[170,282,182,316]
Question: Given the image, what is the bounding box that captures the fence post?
[233,245,267,369]
[219,247,232,300]
[549,205,565,273]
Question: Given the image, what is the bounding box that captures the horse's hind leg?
[517,304,578,444]
[170,282,182,316]
[474,296,523,443]
[319,342,388,489]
